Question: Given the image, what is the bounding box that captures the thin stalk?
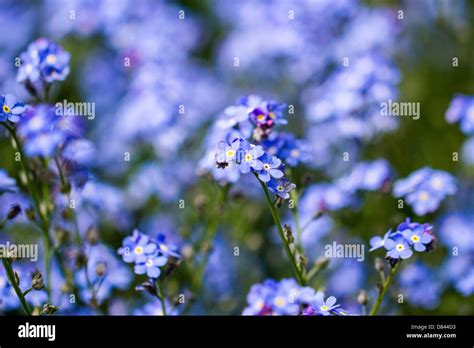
[369,262,400,316]
[156,280,167,316]
[1,258,32,315]
[254,173,305,285]
[2,123,52,302]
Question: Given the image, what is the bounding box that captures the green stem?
[289,189,303,253]
[1,258,32,315]
[2,122,52,302]
[23,287,33,297]
[156,280,167,316]
[369,262,400,316]
[254,174,305,285]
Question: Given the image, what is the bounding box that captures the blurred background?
[0,0,473,315]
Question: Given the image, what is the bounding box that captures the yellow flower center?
[320,305,329,311]
[432,178,442,189]
[2,105,11,113]
[268,111,276,119]
[274,296,286,307]
[419,192,429,201]
[160,244,169,252]
[134,246,144,255]
[277,185,284,192]
[257,114,265,122]
[226,149,235,158]
[146,259,154,267]
[290,149,300,158]
[411,235,420,243]
[46,54,57,64]
[244,153,253,162]
[396,244,405,251]
[263,164,270,170]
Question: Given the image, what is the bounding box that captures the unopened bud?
[41,304,59,315]
[86,227,99,245]
[283,224,294,243]
[357,290,368,306]
[7,204,21,220]
[315,257,330,270]
[375,257,384,272]
[25,207,35,221]
[95,262,107,277]
[31,271,44,290]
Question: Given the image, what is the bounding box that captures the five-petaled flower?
[0,94,26,123]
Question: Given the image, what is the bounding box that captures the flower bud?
[315,257,330,270]
[31,271,44,290]
[357,290,368,306]
[7,204,21,220]
[375,257,384,272]
[86,227,99,245]
[25,207,35,221]
[41,304,59,315]
[283,224,294,244]
[95,262,107,277]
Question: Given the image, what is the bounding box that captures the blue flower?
[242,278,344,316]
[310,293,340,316]
[17,38,70,84]
[393,167,457,216]
[235,139,264,174]
[257,154,284,182]
[118,229,157,264]
[0,94,26,123]
[0,170,17,194]
[215,138,242,165]
[262,132,311,167]
[134,253,168,279]
[156,234,180,259]
[384,234,413,259]
[369,229,393,251]
[337,159,392,192]
[399,262,441,309]
[401,225,433,252]
[267,178,296,199]
[445,94,474,135]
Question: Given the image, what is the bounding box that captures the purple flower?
[401,225,433,252]
[267,178,296,199]
[257,154,284,182]
[262,132,311,167]
[0,94,27,123]
[384,235,413,260]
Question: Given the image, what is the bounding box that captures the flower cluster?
[215,137,295,199]
[393,167,457,216]
[243,278,346,316]
[118,230,180,279]
[17,38,71,85]
[370,219,434,260]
